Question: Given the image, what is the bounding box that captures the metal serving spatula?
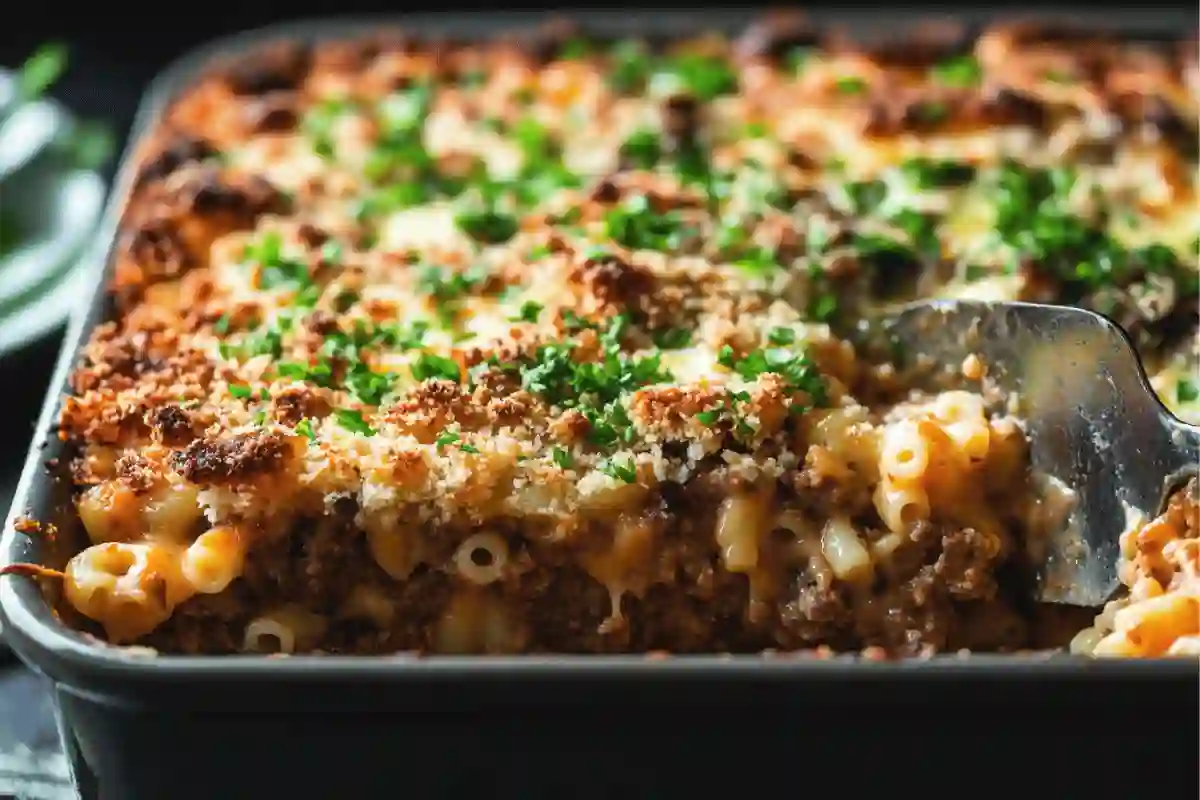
[876,300,1199,607]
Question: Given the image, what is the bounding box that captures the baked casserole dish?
[4,12,1198,661]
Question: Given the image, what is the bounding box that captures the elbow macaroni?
[64,542,195,643]
[1073,482,1200,659]
[453,532,509,586]
[244,605,329,654]
[180,526,246,594]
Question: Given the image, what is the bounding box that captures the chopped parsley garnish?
[620,129,662,170]
[319,241,344,265]
[454,186,520,244]
[459,69,487,89]
[558,37,592,60]
[834,76,867,95]
[599,455,637,483]
[786,47,814,74]
[277,360,335,387]
[334,409,375,437]
[717,344,827,408]
[1178,378,1199,404]
[562,310,599,332]
[767,327,796,346]
[990,161,1173,294]
[695,409,720,425]
[510,301,544,323]
[889,209,941,260]
[743,121,769,139]
[900,158,977,189]
[295,418,317,441]
[244,232,313,292]
[435,429,479,454]
[506,116,581,206]
[418,265,487,328]
[492,314,670,449]
[809,294,838,323]
[608,39,652,94]
[844,179,888,215]
[220,315,287,361]
[228,384,253,399]
[652,327,692,349]
[552,446,573,468]
[930,55,982,87]
[411,352,461,383]
[963,264,991,282]
[662,53,738,101]
[909,101,948,125]
[605,194,688,251]
[303,99,353,159]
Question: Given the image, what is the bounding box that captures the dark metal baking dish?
[2,9,1198,799]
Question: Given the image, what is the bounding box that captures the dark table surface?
[2,5,1199,797]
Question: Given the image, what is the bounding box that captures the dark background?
[1,4,1198,796]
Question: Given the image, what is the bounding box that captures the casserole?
[1,10,1197,799]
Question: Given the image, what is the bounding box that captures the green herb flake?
[652,327,692,350]
[930,55,982,88]
[295,418,317,441]
[1178,378,1199,404]
[599,455,638,484]
[786,47,814,75]
[808,290,838,324]
[558,37,592,60]
[767,327,796,346]
[717,345,827,408]
[900,158,977,189]
[608,39,652,94]
[744,121,769,139]
[604,194,687,252]
[302,99,352,159]
[229,384,253,399]
[619,129,662,170]
[963,264,990,282]
[834,76,867,95]
[454,190,520,244]
[334,409,376,437]
[244,231,313,292]
[664,53,738,101]
[319,241,344,264]
[435,428,480,454]
[510,301,544,324]
[552,446,573,469]
[411,352,462,383]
